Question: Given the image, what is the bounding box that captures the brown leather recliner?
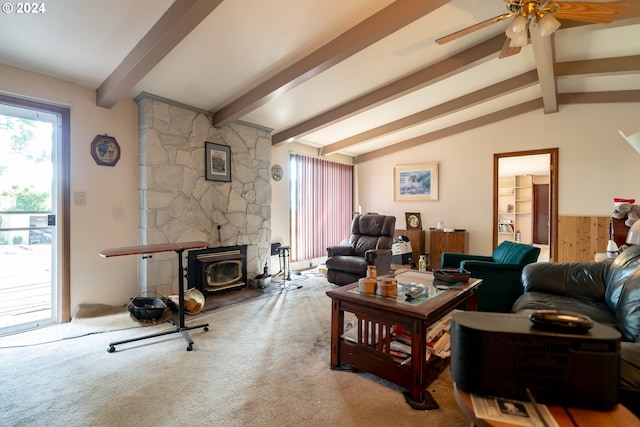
[325,213,396,286]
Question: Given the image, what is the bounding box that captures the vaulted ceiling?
[1,0,639,162]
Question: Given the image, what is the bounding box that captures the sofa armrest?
[327,245,354,257]
[365,248,392,275]
[441,252,493,268]
[364,248,391,264]
[459,260,524,313]
[521,262,609,301]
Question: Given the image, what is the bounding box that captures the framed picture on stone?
[205,142,231,182]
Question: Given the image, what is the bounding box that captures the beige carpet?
[0,273,468,427]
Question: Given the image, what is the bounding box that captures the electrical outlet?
[270,243,281,255]
[74,191,86,206]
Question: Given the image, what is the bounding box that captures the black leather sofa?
[512,246,640,415]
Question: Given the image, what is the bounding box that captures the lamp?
[627,220,640,245]
[619,130,640,154]
[536,12,561,37]
[503,1,561,46]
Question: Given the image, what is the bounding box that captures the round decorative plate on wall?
[91,135,120,167]
[271,164,283,181]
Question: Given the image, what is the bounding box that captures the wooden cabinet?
[393,229,425,265]
[429,230,469,270]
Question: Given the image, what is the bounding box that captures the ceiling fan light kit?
[536,12,561,37]
[503,1,561,47]
[505,25,529,47]
[437,1,629,59]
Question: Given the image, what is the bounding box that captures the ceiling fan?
[436,1,630,58]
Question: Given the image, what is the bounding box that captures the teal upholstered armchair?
[440,241,541,312]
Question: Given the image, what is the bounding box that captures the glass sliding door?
[0,99,64,334]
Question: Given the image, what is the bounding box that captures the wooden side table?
[594,252,617,262]
[453,383,640,427]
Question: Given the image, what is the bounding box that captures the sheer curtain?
[290,154,353,262]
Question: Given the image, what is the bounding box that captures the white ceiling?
[1,0,638,160]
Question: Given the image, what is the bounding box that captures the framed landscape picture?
[394,162,438,201]
[205,142,231,182]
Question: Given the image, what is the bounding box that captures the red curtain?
[290,154,353,262]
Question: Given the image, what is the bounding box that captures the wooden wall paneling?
[557,216,610,263]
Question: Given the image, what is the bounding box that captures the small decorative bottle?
[359,265,377,293]
[515,230,521,243]
[418,255,427,272]
[367,265,377,279]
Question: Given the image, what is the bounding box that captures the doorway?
[0,95,70,335]
[493,148,558,262]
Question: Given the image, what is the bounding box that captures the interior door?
[0,99,65,334]
[533,183,550,245]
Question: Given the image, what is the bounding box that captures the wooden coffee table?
[326,270,482,409]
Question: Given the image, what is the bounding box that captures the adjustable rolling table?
[100,241,210,353]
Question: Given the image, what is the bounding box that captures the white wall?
[354,102,640,256]
[0,65,139,314]
[270,103,640,266]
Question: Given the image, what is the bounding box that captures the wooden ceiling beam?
[555,55,640,77]
[355,90,640,163]
[355,99,544,163]
[273,34,506,145]
[96,0,223,109]
[320,70,539,156]
[558,89,640,104]
[212,0,452,128]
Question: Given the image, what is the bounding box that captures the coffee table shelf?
[327,271,481,409]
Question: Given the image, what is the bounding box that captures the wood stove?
[187,245,247,296]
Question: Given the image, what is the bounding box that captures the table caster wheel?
[186,344,193,351]
[108,346,115,353]
[204,326,209,331]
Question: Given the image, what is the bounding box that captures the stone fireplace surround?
[136,94,272,297]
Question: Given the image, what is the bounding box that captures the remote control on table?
[405,288,424,299]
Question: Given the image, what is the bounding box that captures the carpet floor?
[0,272,469,427]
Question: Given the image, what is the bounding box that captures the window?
[289,154,353,261]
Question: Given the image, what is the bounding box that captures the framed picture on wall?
[394,162,438,201]
[205,142,231,182]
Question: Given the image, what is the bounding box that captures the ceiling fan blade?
[498,37,522,59]
[549,1,629,24]
[436,13,512,45]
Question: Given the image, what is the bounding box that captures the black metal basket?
[128,297,167,320]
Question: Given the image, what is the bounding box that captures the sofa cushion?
[492,241,540,265]
[349,214,395,256]
[512,291,618,331]
[325,255,368,275]
[521,262,610,302]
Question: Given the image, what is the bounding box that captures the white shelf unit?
[497,175,532,244]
